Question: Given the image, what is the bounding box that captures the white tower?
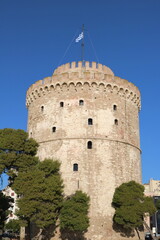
[26,61,141,240]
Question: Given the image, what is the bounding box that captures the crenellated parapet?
[53,61,114,75]
[26,61,141,110]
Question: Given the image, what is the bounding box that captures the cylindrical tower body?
[26,61,141,240]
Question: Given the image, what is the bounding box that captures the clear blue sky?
[0,0,160,185]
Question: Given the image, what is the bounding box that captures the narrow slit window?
[73,163,78,171]
[60,102,64,107]
[41,106,44,112]
[52,127,56,132]
[88,118,93,125]
[113,105,117,111]
[114,119,118,125]
[87,141,92,149]
[79,100,84,106]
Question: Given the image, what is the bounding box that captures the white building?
[2,186,18,223]
[144,179,160,197]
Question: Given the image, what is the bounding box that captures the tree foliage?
[0,192,13,230]
[4,219,20,233]
[12,159,64,229]
[0,128,39,183]
[59,190,90,232]
[0,128,90,238]
[112,181,156,230]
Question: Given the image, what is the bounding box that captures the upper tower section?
[53,61,114,76]
[26,61,141,111]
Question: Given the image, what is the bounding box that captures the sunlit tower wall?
[26,61,141,240]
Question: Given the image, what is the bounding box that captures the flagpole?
[81,24,85,66]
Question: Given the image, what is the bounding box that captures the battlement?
[54,61,114,76]
[26,62,141,110]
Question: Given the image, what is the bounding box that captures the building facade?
[26,61,142,240]
[2,186,18,223]
[144,179,160,197]
[144,179,160,237]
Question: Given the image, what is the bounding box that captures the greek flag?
[75,32,84,42]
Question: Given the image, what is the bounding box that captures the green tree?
[0,128,39,184]
[4,219,20,233]
[59,190,90,239]
[0,192,13,234]
[12,159,64,239]
[112,181,156,239]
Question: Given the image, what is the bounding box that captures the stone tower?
[26,61,141,240]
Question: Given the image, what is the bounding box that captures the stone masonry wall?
[26,61,142,240]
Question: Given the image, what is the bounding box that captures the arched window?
[52,127,56,132]
[73,163,78,171]
[60,102,64,107]
[113,105,117,111]
[79,99,84,106]
[88,118,93,125]
[87,141,92,149]
[114,119,118,125]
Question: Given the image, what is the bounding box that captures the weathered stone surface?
[26,61,142,240]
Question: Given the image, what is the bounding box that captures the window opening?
[52,127,56,132]
[114,119,118,125]
[87,141,92,149]
[88,118,93,125]
[60,102,64,107]
[113,105,117,111]
[41,106,44,112]
[73,163,78,171]
[79,100,84,106]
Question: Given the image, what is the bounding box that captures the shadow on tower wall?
[112,221,144,239]
[60,229,87,240]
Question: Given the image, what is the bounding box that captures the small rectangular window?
[114,119,118,125]
[113,105,117,111]
[52,127,56,132]
[79,100,84,106]
[88,118,93,125]
[60,102,64,107]
[73,163,78,171]
[41,106,44,112]
[87,141,92,149]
